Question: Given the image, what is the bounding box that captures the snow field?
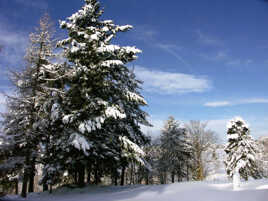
[4,179,268,201]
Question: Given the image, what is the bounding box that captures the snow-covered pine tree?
[1,14,63,197]
[224,117,261,189]
[56,0,150,186]
[160,116,191,183]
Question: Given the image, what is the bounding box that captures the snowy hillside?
[4,179,268,201]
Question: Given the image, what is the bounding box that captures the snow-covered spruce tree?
[224,117,261,189]
[160,116,191,183]
[1,14,63,197]
[56,0,150,187]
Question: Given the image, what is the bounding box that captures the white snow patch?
[70,133,91,155]
[105,106,126,119]
[256,184,268,190]
[12,179,268,201]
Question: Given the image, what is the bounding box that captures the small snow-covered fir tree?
[160,117,192,183]
[224,117,261,189]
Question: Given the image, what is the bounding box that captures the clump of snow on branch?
[100,60,124,67]
[120,136,145,165]
[51,103,61,122]
[125,91,147,105]
[105,106,126,119]
[62,114,74,124]
[70,133,92,155]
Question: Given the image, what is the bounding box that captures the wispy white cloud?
[222,57,253,66]
[200,50,228,61]
[204,101,231,107]
[225,59,241,66]
[212,51,228,61]
[131,25,157,42]
[200,50,253,67]
[195,30,254,67]
[196,30,224,47]
[243,98,268,104]
[131,26,191,67]
[135,66,211,94]
[204,98,268,107]
[245,59,253,65]
[155,43,191,66]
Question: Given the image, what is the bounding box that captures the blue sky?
[1,0,268,141]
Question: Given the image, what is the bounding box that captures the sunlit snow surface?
[3,179,268,201]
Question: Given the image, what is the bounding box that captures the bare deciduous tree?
[185,120,218,180]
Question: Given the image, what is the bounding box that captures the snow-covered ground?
[3,179,268,201]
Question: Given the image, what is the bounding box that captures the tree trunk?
[87,165,91,184]
[130,162,134,185]
[160,172,166,184]
[186,163,189,181]
[94,165,101,185]
[78,164,85,187]
[145,171,149,185]
[28,174,34,193]
[138,164,143,184]
[120,166,126,186]
[114,174,118,186]
[177,167,182,182]
[21,154,30,198]
[112,169,118,186]
[160,173,163,184]
[196,157,204,181]
[74,170,78,185]
[233,166,240,190]
[21,171,28,197]
[177,174,181,182]
[49,184,52,194]
[15,180,18,195]
[171,172,175,183]
[43,184,48,192]
[198,164,203,181]
[28,170,35,193]
[196,151,204,181]
[28,158,36,193]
